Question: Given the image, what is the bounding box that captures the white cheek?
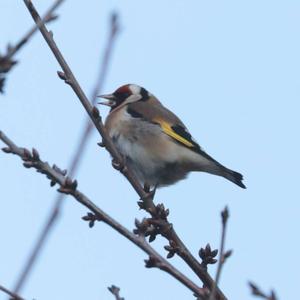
[124,94,142,104]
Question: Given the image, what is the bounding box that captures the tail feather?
[191,155,246,188]
[221,167,246,189]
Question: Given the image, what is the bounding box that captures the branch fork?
[1,130,205,297]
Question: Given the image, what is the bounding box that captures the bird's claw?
[143,184,157,200]
[111,159,127,173]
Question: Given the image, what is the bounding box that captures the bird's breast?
[105,107,138,143]
[106,109,167,167]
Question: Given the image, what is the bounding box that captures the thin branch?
[209,207,232,300]
[108,285,125,300]
[5,0,64,59]
[11,11,120,295]
[249,282,278,300]
[0,284,25,300]
[22,2,227,299]
[0,131,206,298]
[0,0,64,93]
[23,0,151,207]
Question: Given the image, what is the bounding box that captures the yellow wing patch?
[153,118,194,148]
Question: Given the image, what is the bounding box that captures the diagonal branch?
[0,284,25,300]
[23,0,150,205]
[11,11,120,295]
[0,0,64,93]
[249,282,278,300]
[0,130,206,299]
[22,2,227,299]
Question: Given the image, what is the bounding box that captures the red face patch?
[115,84,131,95]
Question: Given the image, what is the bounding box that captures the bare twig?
[0,0,64,93]
[249,282,278,300]
[0,284,25,300]
[209,207,232,300]
[22,2,227,299]
[11,11,120,295]
[108,285,125,300]
[23,0,152,210]
[0,131,206,298]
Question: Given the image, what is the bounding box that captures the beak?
[97,94,116,107]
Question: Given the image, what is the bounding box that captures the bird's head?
[98,84,150,111]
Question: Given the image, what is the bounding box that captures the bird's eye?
[122,92,130,98]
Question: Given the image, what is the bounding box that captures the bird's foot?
[111,156,127,173]
[143,183,157,200]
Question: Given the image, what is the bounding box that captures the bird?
[98,84,246,190]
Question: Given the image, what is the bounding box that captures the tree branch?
[23,0,151,206]
[249,282,278,300]
[22,2,227,299]
[11,11,120,295]
[0,130,206,298]
[0,284,25,300]
[0,0,64,93]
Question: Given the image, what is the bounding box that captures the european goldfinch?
[99,84,246,189]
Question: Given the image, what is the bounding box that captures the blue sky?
[1,1,300,299]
